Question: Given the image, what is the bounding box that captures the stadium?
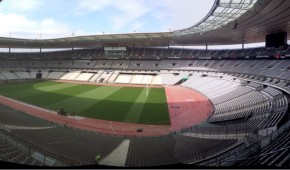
[0,0,290,168]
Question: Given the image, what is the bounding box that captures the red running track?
[0,86,214,136]
[165,86,213,131]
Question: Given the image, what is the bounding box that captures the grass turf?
[0,81,170,125]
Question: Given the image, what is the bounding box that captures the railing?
[176,123,258,139]
[0,125,97,166]
[0,130,64,166]
[197,119,290,167]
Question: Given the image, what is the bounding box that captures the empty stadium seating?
[238,129,290,168]
[0,46,290,168]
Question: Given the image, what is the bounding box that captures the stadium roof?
[0,32,173,49]
[0,0,289,49]
[174,0,258,36]
[171,0,290,45]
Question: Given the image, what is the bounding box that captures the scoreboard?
[104,47,127,57]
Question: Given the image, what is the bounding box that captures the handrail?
[200,119,290,166]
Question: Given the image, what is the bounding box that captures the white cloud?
[0,0,216,38]
[75,0,151,32]
[156,0,215,30]
[0,13,72,39]
[109,0,150,32]
[132,22,145,32]
[75,0,215,33]
[3,0,42,11]
[75,0,113,15]
[151,9,171,22]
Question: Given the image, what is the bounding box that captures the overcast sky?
[0,0,215,39]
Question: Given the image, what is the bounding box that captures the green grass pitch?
[0,81,170,125]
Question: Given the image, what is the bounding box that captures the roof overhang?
[0,32,173,49]
[174,0,258,36]
[171,0,290,46]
